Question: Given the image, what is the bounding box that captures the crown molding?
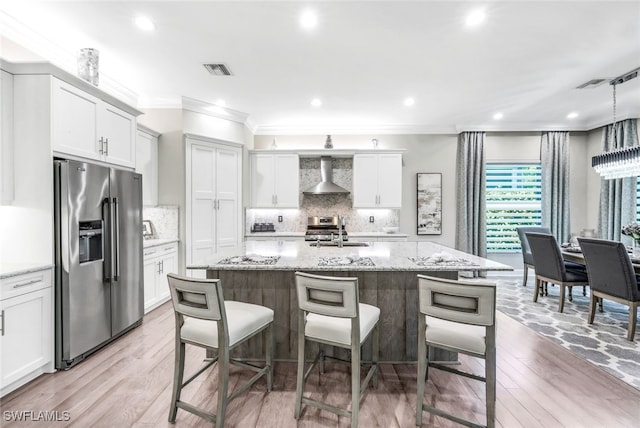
[181,96,249,124]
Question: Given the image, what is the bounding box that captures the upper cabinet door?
[52,78,136,168]
[353,153,402,208]
[99,104,135,168]
[1,70,14,204]
[376,153,402,208]
[274,154,300,208]
[250,154,277,207]
[250,153,299,208]
[353,154,379,207]
[52,79,100,161]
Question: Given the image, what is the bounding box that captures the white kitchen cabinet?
[52,78,136,168]
[136,125,159,206]
[186,136,242,266]
[0,268,53,397]
[143,242,178,313]
[0,70,14,204]
[250,153,299,208]
[353,153,402,208]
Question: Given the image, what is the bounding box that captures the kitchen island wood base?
[206,269,458,362]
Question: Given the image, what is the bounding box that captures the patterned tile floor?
[496,279,640,390]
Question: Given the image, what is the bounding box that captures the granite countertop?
[188,240,513,272]
[0,262,54,279]
[143,238,179,249]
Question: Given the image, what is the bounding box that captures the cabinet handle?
[98,137,104,154]
[104,138,109,156]
[1,309,4,336]
[275,194,278,205]
[13,278,41,289]
[160,260,164,274]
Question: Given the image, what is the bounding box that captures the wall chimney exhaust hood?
[303,156,350,195]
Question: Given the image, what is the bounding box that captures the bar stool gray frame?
[294,271,380,427]
[167,273,274,427]
[416,275,497,428]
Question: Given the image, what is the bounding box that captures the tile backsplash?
[143,205,179,239]
[246,157,399,233]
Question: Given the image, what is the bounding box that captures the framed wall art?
[417,173,442,235]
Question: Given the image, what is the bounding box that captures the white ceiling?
[1,1,639,134]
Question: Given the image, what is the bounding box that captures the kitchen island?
[188,240,512,361]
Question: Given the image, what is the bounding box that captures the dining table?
[561,246,640,275]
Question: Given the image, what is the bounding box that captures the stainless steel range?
[304,216,348,241]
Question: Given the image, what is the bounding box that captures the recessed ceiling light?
[493,112,503,120]
[135,16,155,31]
[311,98,322,107]
[300,10,318,29]
[404,97,415,107]
[466,9,486,27]
[567,112,579,119]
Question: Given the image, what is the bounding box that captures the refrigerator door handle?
[102,197,111,280]
[113,197,121,281]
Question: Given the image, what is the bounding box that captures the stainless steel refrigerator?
[54,159,143,369]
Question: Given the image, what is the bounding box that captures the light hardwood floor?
[2,301,639,427]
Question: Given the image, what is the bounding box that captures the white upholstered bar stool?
[294,272,380,427]
[416,275,497,428]
[167,273,274,427]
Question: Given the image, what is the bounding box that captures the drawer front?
[1,270,51,301]
[144,244,177,263]
[156,244,178,257]
[143,248,159,259]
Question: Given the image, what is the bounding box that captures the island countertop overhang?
[187,240,513,272]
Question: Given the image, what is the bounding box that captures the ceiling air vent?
[576,79,606,89]
[203,63,232,76]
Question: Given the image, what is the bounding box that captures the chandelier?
[592,145,640,179]
[592,67,640,180]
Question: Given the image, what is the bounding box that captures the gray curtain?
[456,132,486,265]
[541,131,571,242]
[598,119,638,241]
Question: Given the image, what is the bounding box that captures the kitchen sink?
[309,241,370,247]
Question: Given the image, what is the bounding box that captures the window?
[486,163,542,252]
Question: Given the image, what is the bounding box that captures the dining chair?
[294,271,380,427]
[578,238,640,341]
[516,226,551,286]
[167,274,274,427]
[526,232,589,313]
[416,274,497,428]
